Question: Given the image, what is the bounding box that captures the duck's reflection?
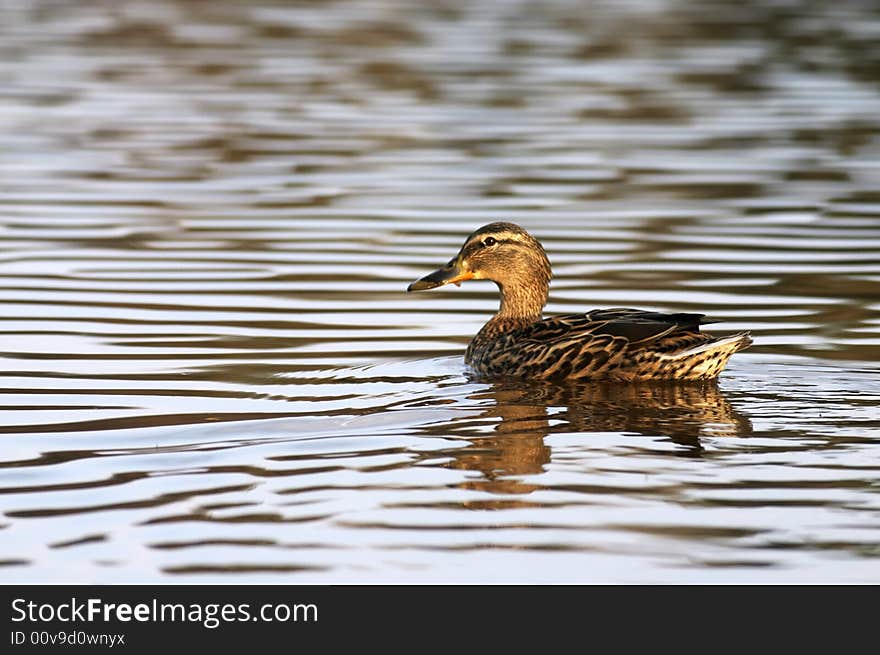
[432,379,751,495]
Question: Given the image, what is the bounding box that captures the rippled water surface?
[2,0,879,583]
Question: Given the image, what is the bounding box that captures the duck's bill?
[407,263,474,291]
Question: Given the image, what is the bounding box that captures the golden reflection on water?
[444,380,751,498]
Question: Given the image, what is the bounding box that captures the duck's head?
[407,222,551,317]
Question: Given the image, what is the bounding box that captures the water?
[1,0,879,583]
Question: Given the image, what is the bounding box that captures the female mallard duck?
[407,222,751,381]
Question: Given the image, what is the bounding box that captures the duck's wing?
[510,308,716,378]
[523,308,714,343]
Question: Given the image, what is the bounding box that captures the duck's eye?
[482,237,497,247]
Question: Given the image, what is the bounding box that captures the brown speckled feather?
[466,308,751,381]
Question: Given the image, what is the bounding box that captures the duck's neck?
[496,280,547,323]
[465,281,548,366]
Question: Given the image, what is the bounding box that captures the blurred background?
[0,0,878,583]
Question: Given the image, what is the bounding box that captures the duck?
[407,222,752,381]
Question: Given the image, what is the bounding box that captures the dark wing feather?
[584,308,718,331]
[522,308,712,345]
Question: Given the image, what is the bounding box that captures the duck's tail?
[659,331,752,380]
[671,331,752,358]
